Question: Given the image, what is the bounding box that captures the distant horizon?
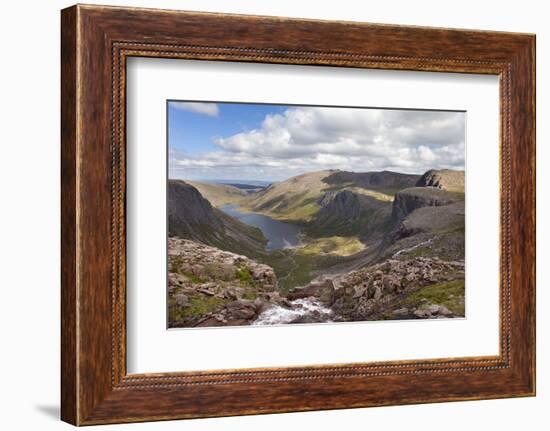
[171,178,274,186]
[168,101,465,181]
[168,167,466,185]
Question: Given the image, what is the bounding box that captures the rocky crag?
[391,187,462,220]
[310,189,391,239]
[416,169,465,193]
[168,237,288,327]
[287,256,465,322]
[169,238,465,327]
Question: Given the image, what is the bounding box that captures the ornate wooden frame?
[61,4,536,425]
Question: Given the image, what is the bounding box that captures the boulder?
[225,300,258,320]
[427,304,442,314]
[353,284,368,298]
[174,293,188,307]
[416,169,465,193]
[413,308,428,318]
[413,303,454,319]
[437,305,453,316]
[382,274,401,293]
[392,307,409,316]
[287,279,336,305]
[366,283,377,299]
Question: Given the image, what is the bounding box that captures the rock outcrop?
[168,238,284,327]
[168,240,465,327]
[168,180,222,237]
[416,169,465,193]
[384,173,465,263]
[311,190,391,237]
[290,257,465,321]
[392,187,461,220]
[322,170,420,192]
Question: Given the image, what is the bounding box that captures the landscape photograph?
[167,101,466,328]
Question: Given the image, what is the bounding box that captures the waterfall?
[253,298,333,325]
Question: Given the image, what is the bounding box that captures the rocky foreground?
[288,256,465,322]
[168,237,288,327]
[168,237,465,328]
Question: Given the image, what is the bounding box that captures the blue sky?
[168,101,465,182]
[168,102,286,157]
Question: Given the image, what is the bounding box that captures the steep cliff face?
[168,180,223,237]
[322,170,420,193]
[168,180,267,256]
[317,189,366,217]
[376,179,466,264]
[310,189,391,238]
[391,187,462,220]
[416,169,465,193]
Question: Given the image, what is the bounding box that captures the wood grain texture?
[60,5,78,425]
[60,4,536,425]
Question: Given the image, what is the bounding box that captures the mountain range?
[167,168,465,327]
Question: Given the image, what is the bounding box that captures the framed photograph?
[165,101,467,329]
[61,4,535,425]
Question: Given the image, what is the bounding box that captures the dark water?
[220,204,302,251]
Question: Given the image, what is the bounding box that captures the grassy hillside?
[240,169,418,223]
[243,170,335,222]
[322,170,420,196]
[186,181,248,207]
[297,236,366,256]
[345,186,394,201]
[183,170,423,225]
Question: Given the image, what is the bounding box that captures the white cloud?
[169,106,465,180]
[171,101,219,117]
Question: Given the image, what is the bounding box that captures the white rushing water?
[392,237,436,258]
[253,298,333,325]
